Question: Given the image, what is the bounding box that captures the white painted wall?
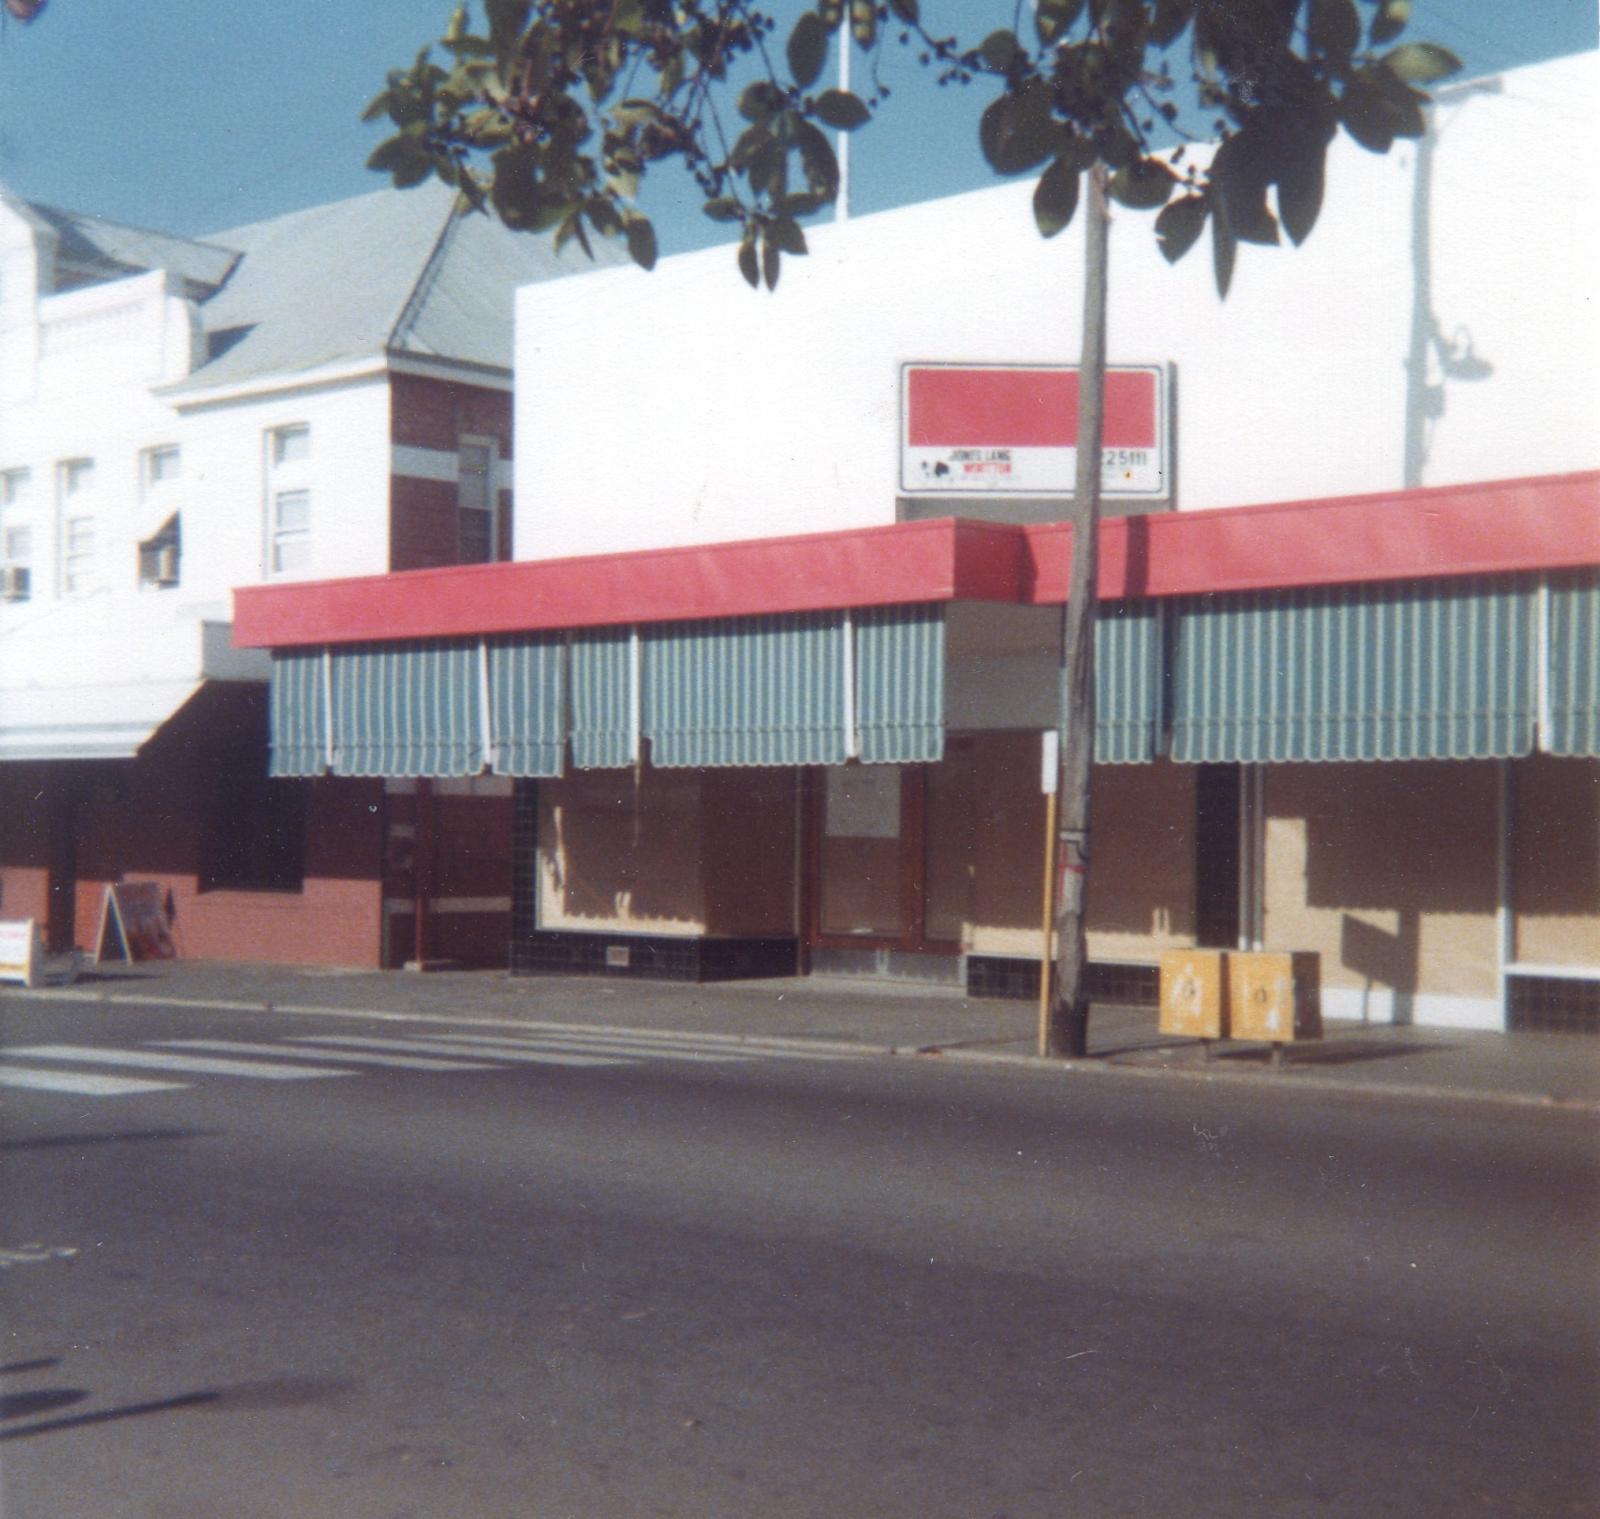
[0,209,395,696]
[515,51,1598,560]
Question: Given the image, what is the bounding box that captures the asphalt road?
[1,995,1596,1519]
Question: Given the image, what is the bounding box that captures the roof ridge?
[385,189,468,357]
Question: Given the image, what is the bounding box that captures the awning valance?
[330,641,484,778]
[1170,577,1537,763]
[855,604,945,764]
[644,613,849,768]
[570,630,636,770]
[1546,573,1599,757]
[488,635,564,778]
[1092,601,1163,764]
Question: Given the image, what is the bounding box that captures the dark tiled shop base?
[511,931,799,983]
[1507,974,1600,1035]
[965,956,1161,1007]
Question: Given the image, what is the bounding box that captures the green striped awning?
[330,640,485,777]
[644,613,848,768]
[1546,573,1600,756]
[268,649,328,777]
[1093,601,1163,764]
[571,630,636,769]
[856,604,944,764]
[488,635,564,777]
[1171,577,1536,763]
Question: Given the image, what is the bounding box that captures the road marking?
[0,1244,78,1268]
[401,1030,858,1063]
[288,1035,631,1069]
[5,1046,357,1081]
[153,1040,499,1073]
[405,1033,752,1065]
[0,1065,185,1097]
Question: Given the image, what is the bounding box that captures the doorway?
[805,763,960,958]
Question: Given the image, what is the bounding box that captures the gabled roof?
[19,200,239,295]
[9,178,624,398]
[164,181,624,398]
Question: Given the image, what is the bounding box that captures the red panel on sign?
[906,367,1157,449]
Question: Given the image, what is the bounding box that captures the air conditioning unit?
[0,563,30,601]
[153,543,179,586]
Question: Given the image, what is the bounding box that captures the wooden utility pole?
[1046,163,1109,1059]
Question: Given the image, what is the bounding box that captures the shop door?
[808,765,958,953]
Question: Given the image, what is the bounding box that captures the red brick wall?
[4,685,389,969]
[390,373,516,569]
[391,373,513,455]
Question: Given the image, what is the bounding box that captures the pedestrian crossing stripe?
[0,1066,184,1097]
[0,1026,861,1101]
[4,1045,357,1081]
[400,1033,750,1065]
[155,1039,499,1073]
[287,1035,630,1069]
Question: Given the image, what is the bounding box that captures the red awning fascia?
[234,470,1599,651]
[234,517,1026,650]
[1033,469,1600,604]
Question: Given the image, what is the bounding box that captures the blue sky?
[0,1,1594,246]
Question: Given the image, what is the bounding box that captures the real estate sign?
[900,363,1170,500]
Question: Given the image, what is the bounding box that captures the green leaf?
[625,214,657,271]
[1211,200,1237,298]
[367,133,434,187]
[361,89,392,125]
[817,0,845,31]
[788,11,829,90]
[795,119,842,198]
[782,190,830,217]
[731,124,771,170]
[813,90,871,131]
[1382,42,1461,84]
[1275,146,1326,246]
[1369,0,1409,45]
[1338,77,1396,152]
[1155,195,1207,263]
[979,79,1057,176]
[1108,158,1176,210]
[1148,0,1192,49]
[740,81,786,123]
[850,0,877,49]
[769,215,808,255]
[1033,155,1080,237]
[1034,0,1085,46]
[887,0,919,23]
[980,29,1022,73]
[762,235,782,291]
[738,233,760,289]
[703,196,744,223]
[1308,0,1359,63]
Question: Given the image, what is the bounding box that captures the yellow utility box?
[1230,951,1322,1043]
[1159,949,1227,1039]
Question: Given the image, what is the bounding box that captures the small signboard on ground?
[94,882,177,965]
[0,918,42,987]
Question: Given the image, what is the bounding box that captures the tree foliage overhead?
[369,0,1458,293]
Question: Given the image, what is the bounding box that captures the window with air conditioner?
[138,514,181,589]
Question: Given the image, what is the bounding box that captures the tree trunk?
[1045,164,1110,1059]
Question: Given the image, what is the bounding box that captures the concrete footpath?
[5,959,1600,1113]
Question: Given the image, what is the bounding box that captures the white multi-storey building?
[0,181,616,965]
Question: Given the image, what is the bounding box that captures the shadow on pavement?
[0,1374,357,1443]
[0,1128,216,1154]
